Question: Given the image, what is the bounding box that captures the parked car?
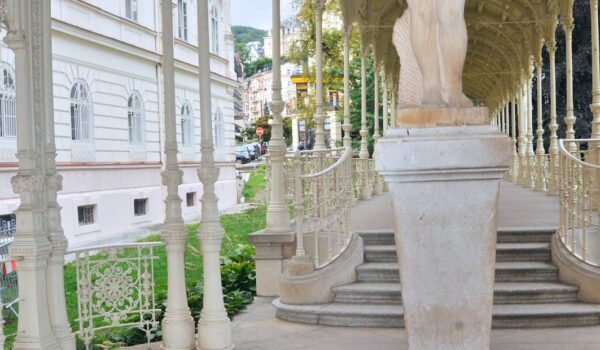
[251,142,261,157]
[246,144,257,160]
[236,146,251,164]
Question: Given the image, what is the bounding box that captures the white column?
[504,103,509,135]
[526,65,536,189]
[374,62,380,141]
[391,86,397,128]
[3,1,61,349]
[160,0,196,347]
[265,0,290,234]
[564,16,577,151]
[196,0,233,349]
[590,0,600,142]
[534,60,547,192]
[518,80,528,186]
[358,43,371,200]
[312,0,326,150]
[383,73,389,134]
[343,24,352,147]
[547,31,559,195]
[511,95,519,182]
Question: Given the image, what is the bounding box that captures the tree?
[245,57,273,78]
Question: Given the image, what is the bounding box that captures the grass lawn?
[241,165,266,202]
[3,205,266,349]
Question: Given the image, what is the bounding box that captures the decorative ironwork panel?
[71,242,161,348]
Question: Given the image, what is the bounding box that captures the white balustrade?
[291,146,354,268]
[558,139,600,266]
[69,242,162,348]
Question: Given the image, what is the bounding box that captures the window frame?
[125,0,138,22]
[78,205,95,226]
[133,198,148,217]
[70,80,94,142]
[213,106,224,149]
[127,90,145,143]
[0,63,16,139]
[210,3,220,54]
[180,102,194,147]
[178,0,189,41]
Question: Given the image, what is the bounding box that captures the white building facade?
[0,0,239,248]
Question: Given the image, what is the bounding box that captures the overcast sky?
[230,0,297,30]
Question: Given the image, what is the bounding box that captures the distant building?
[243,63,301,124]
[264,26,303,59]
[245,41,265,61]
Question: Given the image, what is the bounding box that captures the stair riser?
[334,292,579,305]
[497,232,554,244]
[496,251,551,262]
[358,270,559,283]
[360,237,395,246]
[276,310,600,329]
[365,251,552,263]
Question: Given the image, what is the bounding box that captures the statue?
[394,0,473,108]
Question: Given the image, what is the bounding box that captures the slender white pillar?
[160,0,196,347]
[590,0,600,141]
[196,0,233,349]
[526,65,536,189]
[374,62,380,141]
[3,1,61,349]
[383,74,389,134]
[518,81,528,186]
[564,16,577,150]
[343,24,352,147]
[547,30,559,195]
[391,85,397,128]
[265,0,290,234]
[511,95,519,182]
[504,103,509,134]
[358,44,371,200]
[312,0,326,150]
[534,60,547,192]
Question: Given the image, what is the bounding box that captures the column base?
[249,230,295,296]
[161,313,196,350]
[375,123,511,349]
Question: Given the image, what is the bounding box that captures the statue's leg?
[407,0,443,106]
[436,0,473,107]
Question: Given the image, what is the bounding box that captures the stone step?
[274,299,600,329]
[364,243,552,263]
[332,282,580,305]
[496,243,551,262]
[497,229,555,244]
[358,229,556,246]
[356,230,395,246]
[356,262,559,283]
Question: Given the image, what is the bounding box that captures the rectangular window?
[134,198,148,216]
[78,205,95,225]
[178,0,188,41]
[186,192,196,207]
[125,0,138,21]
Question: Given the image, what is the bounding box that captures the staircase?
[274,229,600,328]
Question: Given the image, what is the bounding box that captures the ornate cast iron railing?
[69,242,162,349]
[558,139,600,266]
[292,146,354,268]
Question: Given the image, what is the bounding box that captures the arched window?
[178,0,189,41]
[70,80,93,141]
[210,4,220,54]
[181,102,193,146]
[0,64,16,138]
[213,107,224,148]
[128,91,144,143]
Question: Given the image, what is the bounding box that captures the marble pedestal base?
[374,125,511,350]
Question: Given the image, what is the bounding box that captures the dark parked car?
[246,144,257,160]
[236,146,251,164]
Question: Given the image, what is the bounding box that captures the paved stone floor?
[232,297,600,350]
[352,181,560,231]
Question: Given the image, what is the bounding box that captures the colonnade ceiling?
[340,0,572,110]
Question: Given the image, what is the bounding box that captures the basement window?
[78,205,95,225]
[134,198,148,216]
[186,192,196,207]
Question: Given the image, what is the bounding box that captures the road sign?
[256,127,264,136]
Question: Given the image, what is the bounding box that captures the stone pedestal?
[374,121,510,350]
[249,230,295,296]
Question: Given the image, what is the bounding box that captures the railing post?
[564,15,577,152]
[293,152,305,257]
[547,18,560,195]
[358,42,371,200]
